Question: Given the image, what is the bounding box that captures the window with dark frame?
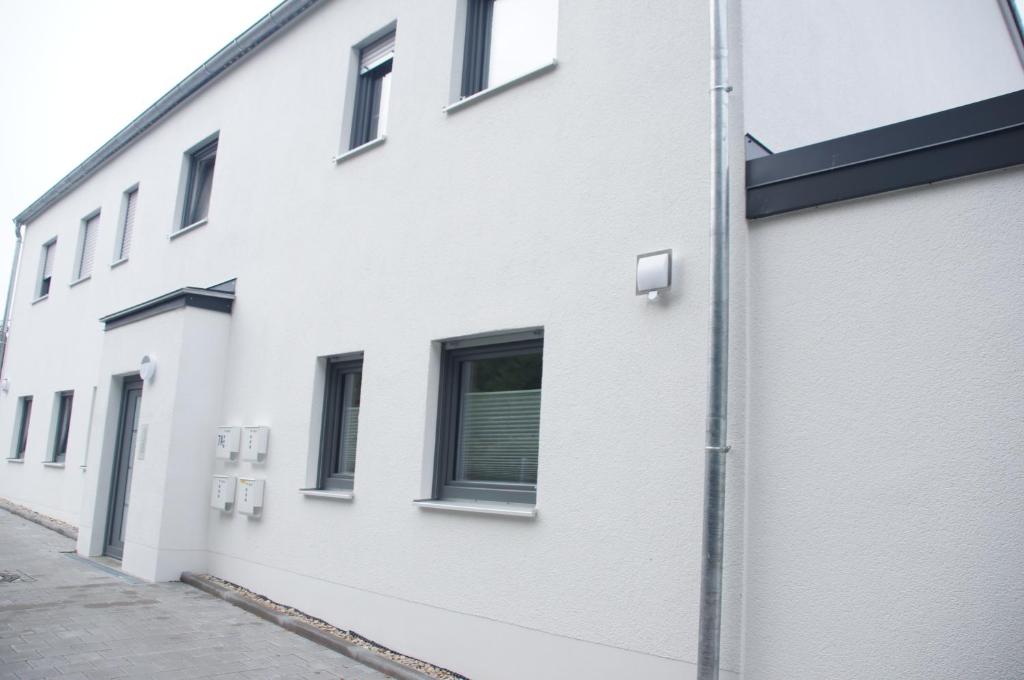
[116,187,138,261]
[350,32,395,149]
[318,357,363,491]
[461,0,494,98]
[459,0,558,100]
[1006,0,1024,66]
[181,138,218,228]
[14,396,32,460]
[433,334,543,504]
[75,212,99,281]
[52,391,73,464]
[38,240,55,298]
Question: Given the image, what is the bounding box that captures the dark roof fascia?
[100,285,235,331]
[14,0,324,229]
[746,89,1024,219]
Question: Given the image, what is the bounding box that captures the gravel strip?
[0,496,78,540]
[197,573,469,680]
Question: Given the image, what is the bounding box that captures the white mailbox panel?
[241,426,269,462]
[211,475,236,511]
[215,426,241,460]
[237,477,265,516]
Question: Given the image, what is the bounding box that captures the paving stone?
[0,509,391,680]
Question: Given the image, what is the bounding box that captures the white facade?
[1,2,1021,679]
[743,0,1024,150]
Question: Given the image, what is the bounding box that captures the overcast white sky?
[0,0,282,300]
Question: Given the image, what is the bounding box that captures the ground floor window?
[434,333,543,504]
[51,391,73,463]
[318,357,363,490]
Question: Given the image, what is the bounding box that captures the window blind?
[119,190,137,260]
[42,242,55,278]
[339,406,359,475]
[360,32,395,73]
[456,388,540,484]
[78,215,99,279]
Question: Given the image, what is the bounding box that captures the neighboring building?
[1,2,1022,679]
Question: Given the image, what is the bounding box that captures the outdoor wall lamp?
[636,249,673,300]
[139,355,157,382]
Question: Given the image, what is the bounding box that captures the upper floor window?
[114,186,138,262]
[350,32,395,149]
[37,239,56,298]
[74,212,100,282]
[461,0,558,98]
[1003,0,1024,66]
[181,138,218,229]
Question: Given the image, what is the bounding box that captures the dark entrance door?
[105,377,143,559]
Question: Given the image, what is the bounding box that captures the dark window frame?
[433,336,543,504]
[461,0,494,98]
[14,396,32,459]
[38,239,56,298]
[74,210,100,281]
[52,391,73,464]
[181,138,218,228]
[350,50,393,149]
[317,357,364,491]
[115,185,139,261]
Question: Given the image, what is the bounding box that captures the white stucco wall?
[0,1,743,677]
[743,0,1024,151]
[744,167,1024,679]
[1,0,1020,678]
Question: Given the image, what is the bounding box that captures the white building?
[2,1,1022,678]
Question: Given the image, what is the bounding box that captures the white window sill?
[31,295,49,305]
[170,218,208,240]
[443,60,558,115]
[69,275,91,288]
[299,488,354,501]
[413,498,537,518]
[110,257,129,269]
[42,462,65,468]
[333,136,386,165]
[5,458,24,464]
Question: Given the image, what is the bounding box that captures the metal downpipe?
[697,0,731,676]
[0,222,24,379]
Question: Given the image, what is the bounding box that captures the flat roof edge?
[14,0,324,228]
[100,282,236,331]
[746,89,1024,218]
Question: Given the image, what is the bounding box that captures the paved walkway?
[0,509,390,680]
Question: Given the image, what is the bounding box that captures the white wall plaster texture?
[745,167,1024,680]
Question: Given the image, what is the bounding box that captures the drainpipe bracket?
[705,445,732,454]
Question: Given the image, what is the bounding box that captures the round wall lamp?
[139,355,157,382]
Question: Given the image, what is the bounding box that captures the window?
[317,357,363,490]
[51,391,73,464]
[115,186,138,261]
[350,31,395,149]
[433,333,543,503]
[12,397,31,460]
[74,212,99,281]
[181,138,217,228]
[460,0,558,98]
[37,240,55,298]
[1003,0,1024,66]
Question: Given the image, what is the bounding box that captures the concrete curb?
[0,497,78,541]
[180,572,434,680]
